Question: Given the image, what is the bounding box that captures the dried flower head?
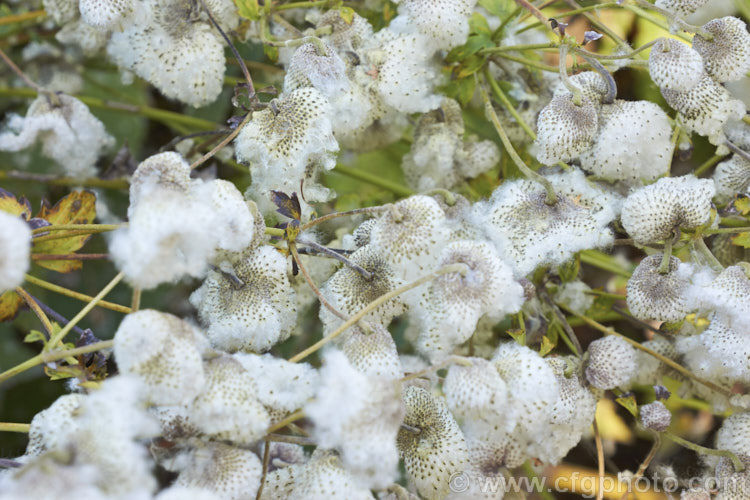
[640,401,672,432]
[654,0,709,17]
[174,442,262,499]
[716,412,750,458]
[627,255,691,323]
[79,0,133,29]
[391,0,475,50]
[692,17,750,83]
[341,324,404,379]
[535,93,598,165]
[648,38,705,91]
[284,42,349,98]
[585,336,638,389]
[25,394,86,457]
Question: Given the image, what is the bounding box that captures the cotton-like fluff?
[236,87,338,216]
[627,255,692,323]
[190,245,296,353]
[534,93,598,165]
[373,33,443,113]
[305,350,403,489]
[714,454,750,500]
[190,356,270,445]
[662,75,746,146]
[474,168,620,276]
[285,449,376,500]
[368,195,451,281]
[106,0,226,107]
[0,458,106,500]
[319,244,406,335]
[579,100,674,182]
[317,9,374,52]
[713,154,750,203]
[415,240,524,361]
[24,394,86,458]
[685,265,750,333]
[621,175,715,245]
[585,336,638,389]
[490,343,560,466]
[79,0,133,29]
[42,0,77,24]
[676,315,750,384]
[555,280,594,315]
[156,486,223,500]
[113,310,208,406]
[0,94,113,178]
[402,99,500,191]
[716,412,750,458]
[110,153,255,289]
[55,19,109,56]
[390,0,476,50]
[340,324,404,379]
[0,211,30,293]
[692,17,750,83]
[232,353,318,424]
[397,385,470,499]
[173,442,262,500]
[537,357,597,464]
[284,42,349,98]
[552,71,611,108]
[60,375,160,496]
[648,38,705,91]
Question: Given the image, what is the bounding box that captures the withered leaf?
[0,290,23,322]
[0,188,32,220]
[271,190,302,221]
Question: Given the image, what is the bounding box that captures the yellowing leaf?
[32,191,97,273]
[339,6,355,24]
[234,0,260,20]
[24,329,47,344]
[734,194,750,216]
[506,328,526,346]
[0,290,22,322]
[615,394,639,418]
[539,335,555,356]
[0,188,31,219]
[731,232,750,249]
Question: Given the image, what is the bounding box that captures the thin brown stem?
[300,206,389,232]
[190,112,252,170]
[265,410,306,435]
[0,45,43,92]
[620,432,661,500]
[289,243,348,321]
[256,438,272,500]
[31,253,109,261]
[295,236,372,281]
[131,287,141,312]
[199,0,253,92]
[593,415,605,500]
[15,287,54,335]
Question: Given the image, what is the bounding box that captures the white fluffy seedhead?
[114,310,207,405]
[232,352,317,423]
[289,449,376,500]
[662,75,745,145]
[174,442,262,498]
[585,336,638,389]
[535,93,598,165]
[648,38,705,91]
[627,255,691,323]
[553,71,611,107]
[687,265,750,333]
[368,195,450,281]
[190,245,296,353]
[319,244,406,334]
[107,1,226,107]
[0,211,31,293]
[640,401,672,432]
[416,240,524,361]
[443,357,510,425]
[128,151,192,214]
[715,454,750,499]
[151,405,199,441]
[713,155,750,203]
[716,412,750,457]
[191,356,270,444]
[692,17,750,83]
[341,324,404,379]
[79,0,133,29]
[42,0,78,24]
[392,0,475,50]
[579,99,674,182]
[305,350,403,489]
[678,315,750,384]
[0,94,114,178]
[318,10,374,52]
[621,175,715,245]
[654,0,709,16]
[284,42,349,98]
[25,394,86,457]
[555,280,594,316]
[397,385,469,499]
[476,168,619,276]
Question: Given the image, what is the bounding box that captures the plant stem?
[23,274,131,314]
[0,423,30,433]
[0,170,129,189]
[513,0,550,26]
[620,432,661,500]
[190,112,252,170]
[663,431,745,472]
[400,356,473,383]
[31,224,122,236]
[694,153,727,177]
[0,45,44,93]
[47,272,124,349]
[633,0,714,39]
[265,409,306,434]
[593,415,605,500]
[131,287,141,312]
[480,73,558,204]
[31,253,109,261]
[273,0,331,11]
[622,5,692,43]
[289,263,469,363]
[296,236,373,280]
[493,53,559,72]
[0,340,114,385]
[575,38,659,61]
[331,165,415,197]
[485,70,537,140]
[15,287,54,335]
[265,227,286,238]
[693,237,724,272]
[563,0,630,50]
[658,241,672,274]
[559,45,583,106]
[516,2,622,35]
[256,437,272,500]
[704,226,750,235]
[289,243,349,321]
[559,305,734,398]
[482,42,558,54]
[522,461,556,500]
[584,290,627,300]
[0,10,46,26]
[300,206,388,232]
[580,250,632,277]
[575,52,617,103]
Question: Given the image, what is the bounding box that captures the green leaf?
[339,6,355,24]
[615,394,639,418]
[264,43,279,63]
[478,0,515,18]
[506,328,526,346]
[539,335,556,356]
[469,12,492,36]
[234,0,260,20]
[734,194,750,216]
[24,330,47,344]
[453,54,487,79]
[455,77,477,106]
[731,232,750,248]
[446,34,494,63]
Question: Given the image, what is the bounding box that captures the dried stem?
[593,415,605,500]
[295,236,373,281]
[400,356,473,383]
[0,340,114,385]
[300,206,389,232]
[256,438,272,500]
[190,112,252,170]
[289,243,349,321]
[265,410,306,435]
[15,287,54,335]
[199,0,254,92]
[23,274,132,314]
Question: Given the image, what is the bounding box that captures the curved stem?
[264,409,306,434]
[295,236,373,280]
[574,51,617,103]
[559,44,583,106]
[289,243,348,321]
[400,355,473,383]
[0,340,114,385]
[619,432,661,500]
[23,274,132,314]
[575,38,659,61]
[299,206,389,232]
[199,0,253,92]
[480,72,558,204]
[485,71,537,140]
[663,431,745,472]
[693,237,724,272]
[289,263,469,363]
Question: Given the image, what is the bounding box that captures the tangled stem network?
[0,0,750,499]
